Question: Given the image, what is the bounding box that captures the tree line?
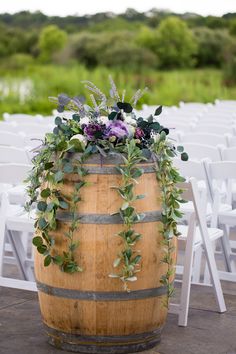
[0,9,236,84]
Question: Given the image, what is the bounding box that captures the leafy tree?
[38,25,67,62]
[194,27,235,67]
[154,17,197,68]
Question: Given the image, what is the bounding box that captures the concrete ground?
[0,283,236,354]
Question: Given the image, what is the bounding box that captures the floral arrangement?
[26,77,187,296]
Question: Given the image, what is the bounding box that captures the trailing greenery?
[26,78,188,299]
[151,133,186,302]
[109,140,146,291]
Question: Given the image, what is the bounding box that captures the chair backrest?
[174,158,211,203]
[228,135,236,147]
[193,124,235,135]
[182,143,222,161]
[0,163,32,185]
[3,113,43,124]
[221,147,236,161]
[181,133,228,147]
[204,160,236,205]
[0,131,25,148]
[0,146,30,164]
[0,122,17,133]
[178,178,209,227]
[17,123,53,136]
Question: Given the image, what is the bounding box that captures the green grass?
[0,64,236,117]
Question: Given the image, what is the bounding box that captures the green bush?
[194,27,235,67]
[38,25,68,62]
[100,42,157,68]
[223,56,236,86]
[153,17,198,68]
[4,53,34,70]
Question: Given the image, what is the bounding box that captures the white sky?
[0,0,235,17]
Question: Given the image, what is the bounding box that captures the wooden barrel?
[35,154,176,353]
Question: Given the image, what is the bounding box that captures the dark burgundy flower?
[84,123,104,141]
[135,127,145,139]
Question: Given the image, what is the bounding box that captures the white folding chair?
[204,161,236,282]
[181,143,222,161]
[0,164,36,291]
[0,121,17,133]
[3,113,43,124]
[0,131,25,148]
[193,124,236,135]
[169,178,226,326]
[181,133,229,147]
[221,146,236,161]
[0,146,30,164]
[17,123,53,136]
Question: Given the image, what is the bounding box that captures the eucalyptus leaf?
[44,255,52,267]
[154,106,162,116]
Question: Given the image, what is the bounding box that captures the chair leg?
[203,235,226,313]
[220,225,235,273]
[192,246,203,283]
[0,193,8,276]
[178,216,196,327]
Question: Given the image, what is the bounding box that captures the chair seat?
[8,184,27,205]
[218,209,236,227]
[0,183,12,197]
[180,202,231,218]
[178,225,223,247]
[6,208,35,233]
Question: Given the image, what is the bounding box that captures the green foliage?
[223,56,236,87]
[194,28,235,67]
[229,19,236,36]
[152,132,186,303]
[38,25,67,62]
[153,17,198,68]
[1,65,236,118]
[110,140,146,290]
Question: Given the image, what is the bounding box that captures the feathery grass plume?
[72,96,86,117]
[82,80,106,104]
[109,75,120,101]
[121,89,126,103]
[131,87,148,106]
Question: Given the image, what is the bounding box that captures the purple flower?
[104,120,129,139]
[84,123,104,141]
[135,127,145,139]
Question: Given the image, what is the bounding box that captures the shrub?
[154,17,197,68]
[4,53,34,69]
[194,27,235,67]
[99,42,157,69]
[38,25,67,62]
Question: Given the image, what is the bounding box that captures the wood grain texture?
[35,160,177,338]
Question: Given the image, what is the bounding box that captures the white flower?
[79,117,90,126]
[99,116,109,124]
[151,132,160,142]
[70,134,87,146]
[124,114,137,127]
[127,125,135,137]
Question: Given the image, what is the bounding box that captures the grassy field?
[0,64,236,117]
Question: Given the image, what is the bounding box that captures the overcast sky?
[0,0,235,17]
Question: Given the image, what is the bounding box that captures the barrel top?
[68,152,155,165]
